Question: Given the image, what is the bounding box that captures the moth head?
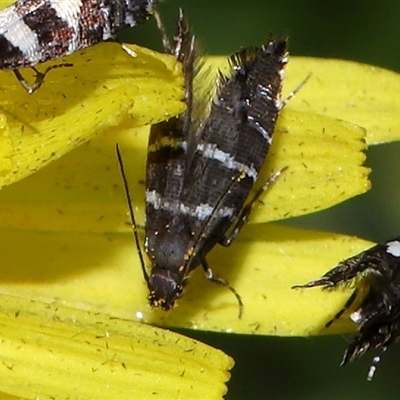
[147,270,184,310]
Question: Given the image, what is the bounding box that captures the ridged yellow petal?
[0,222,372,337]
[145,223,374,336]
[0,124,371,336]
[0,42,184,188]
[252,109,369,222]
[0,293,232,399]
[0,111,369,233]
[285,57,400,145]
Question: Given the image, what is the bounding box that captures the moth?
[0,0,158,92]
[294,236,400,380]
[118,11,291,316]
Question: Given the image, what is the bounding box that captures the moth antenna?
[152,7,172,53]
[325,288,359,328]
[116,144,149,283]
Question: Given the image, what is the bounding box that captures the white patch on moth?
[124,15,135,27]
[367,356,381,381]
[101,6,112,39]
[146,190,162,209]
[281,56,289,64]
[50,0,82,53]
[146,190,181,215]
[194,203,217,220]
[247,115,273,144]
[256,83,272,99]
[386,240,400,257]
[146,190,233,221]
[350,310,362,323]
[197,142,258,181]
[0,8,41,64]
[180,203,212,220]
[173,163,184,177]
[180,140,188,151]
[124,0,155,28]
[275,98,284,111]
[181,203,234,221]
[146,0,156,13]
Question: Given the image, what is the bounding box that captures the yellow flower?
[1,25,400,399]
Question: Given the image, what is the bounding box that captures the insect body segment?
[294,236,400,380]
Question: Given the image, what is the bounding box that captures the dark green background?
[125,1,400,399]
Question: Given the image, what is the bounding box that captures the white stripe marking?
[50,0,82,54]
[0,8,41,64]
[386,241,400,257]
[146,190,234,221]
[146,189,163,210]
[180,203,234,221]
[100,7,112,40]
[247,115,272,144]
[197,142,258,181]
[350,310,362,323]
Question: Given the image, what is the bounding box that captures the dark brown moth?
[118,12,291,316]
[294,236,400,380]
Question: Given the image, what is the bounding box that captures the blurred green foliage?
[125,1,400,398]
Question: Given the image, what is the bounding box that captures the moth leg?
[292,253,388,328]
[13,63,73,93]
[220,167,287,247]
[325,288,360,328]
[293,274,361,329]
[152,7,172,53]
[201,258,243,318]
[293,254,387,290]
[278,73,311,109]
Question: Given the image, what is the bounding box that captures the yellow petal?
[0,293,232,399]
[0,42,184,188]
[0,221,372,337]
[0,111,369,233]
[0,0,14,8]
[0,107,371,339]
[285,57,400,145]
[145,223,374,336]
[252,109,369,222]
[0,121,371,336]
